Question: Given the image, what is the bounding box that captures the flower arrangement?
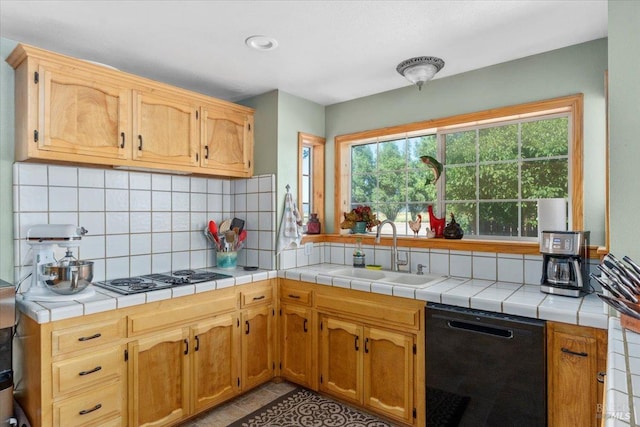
[340,205,381,231]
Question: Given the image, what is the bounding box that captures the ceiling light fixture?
[396,56,445,90]
[245,35,279,51]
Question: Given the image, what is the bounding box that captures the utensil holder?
[621,313,640,334]
[216,251,237,269]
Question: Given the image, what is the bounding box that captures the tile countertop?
[16,268,279,324]
[17,263,607,327]
[280,264,608,329]
[604,317,640,426]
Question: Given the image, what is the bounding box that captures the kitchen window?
[335,94,583,240]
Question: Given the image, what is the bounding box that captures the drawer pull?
[79,403,102,415]
[252,295,265,301]
[288,294,301,299]
[78,366,102,376]
[78,333,102,342]
[561,347,588,357]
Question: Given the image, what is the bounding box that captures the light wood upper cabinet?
[201,105,254,176]
[132,90,199,167]
[7,43,254,177]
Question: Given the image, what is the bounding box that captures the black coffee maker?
[540,231,590,297]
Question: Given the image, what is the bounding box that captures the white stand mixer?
[23,224,95,301]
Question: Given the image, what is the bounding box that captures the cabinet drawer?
[52,381,125,427]
[52,318,125,356]
[240,282,273,308]
[280,284,312,306]
[128,291,236,335]
[316,293,420,329]
[53,346,125,396]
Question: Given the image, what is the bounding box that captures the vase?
[352,221,367,234]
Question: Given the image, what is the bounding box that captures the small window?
[298,133,325,228]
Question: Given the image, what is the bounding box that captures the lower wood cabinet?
[191,314,240,412]
[547,321,608,427]
[241,305,275,390]
[279,279,424,427]
[319,315,415,425]
[128,328,190,427]
[280,303,315,388]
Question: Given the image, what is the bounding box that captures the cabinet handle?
[196,152,199,162]
[252,295,265,301]
[303,318,308,333]
[355,336,359,351]
[205,145,209,159]
[120,132,125,149]
[138,135,143,150]
[364,337,369,354]
[245,320,250,335]
[79,404,102,415]
[184,338,189,355]
[78,333,101,342]
[78,366,102,376]
[288,294,301,299]
[195,335,200,352]
[561,347,588,357]
[597,371,606,383]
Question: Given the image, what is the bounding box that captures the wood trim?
[298,132,326,226]
[604,71,610,252]
[301,233,601,259]
[334,94,585,242]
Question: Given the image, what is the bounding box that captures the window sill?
[301,234,601,259]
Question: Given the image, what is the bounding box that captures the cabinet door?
[280,304,313,387]
[319,316,363,405]
[191,314,240,412]
[364,327,414,424]
[241,305,274,390]
[548,329,598,427]
[132,90,199,167]
[201,106,253,176]
[38,64,130,160]
[128,328,190,427]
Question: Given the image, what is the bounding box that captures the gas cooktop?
[93,269,232,295]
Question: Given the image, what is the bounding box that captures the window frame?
[298,132,326,228]
[335,94,584,238]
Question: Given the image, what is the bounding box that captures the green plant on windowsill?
[340,205,381,232]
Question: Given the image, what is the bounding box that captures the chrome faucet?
[375,219,404,271]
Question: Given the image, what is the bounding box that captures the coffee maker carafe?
[540,231,590,297]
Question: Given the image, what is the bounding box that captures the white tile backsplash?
[13,164,277,280]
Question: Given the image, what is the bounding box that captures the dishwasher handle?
[447,319,514,339]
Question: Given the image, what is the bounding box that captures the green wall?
[242,90,325,235]
[609,1,640,260]
[325,39,608,243]
[0,38,17,282]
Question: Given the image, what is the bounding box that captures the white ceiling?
[0,0,608,106]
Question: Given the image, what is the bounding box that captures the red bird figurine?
[427,205,445,238]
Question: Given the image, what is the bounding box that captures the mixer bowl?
[42,260,94,295]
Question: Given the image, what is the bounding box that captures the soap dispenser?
[353,238,365,268]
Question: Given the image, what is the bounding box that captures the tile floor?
[180,380,298,426]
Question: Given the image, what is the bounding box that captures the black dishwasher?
[426,303,546,427]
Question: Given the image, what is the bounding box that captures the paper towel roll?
[538,198,567,237]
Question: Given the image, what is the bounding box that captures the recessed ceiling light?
[245,35,278,51]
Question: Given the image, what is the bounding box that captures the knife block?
[621,313,640,334]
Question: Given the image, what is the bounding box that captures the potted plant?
[340,205,381,233]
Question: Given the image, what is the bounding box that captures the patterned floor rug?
[228,388,393,427]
